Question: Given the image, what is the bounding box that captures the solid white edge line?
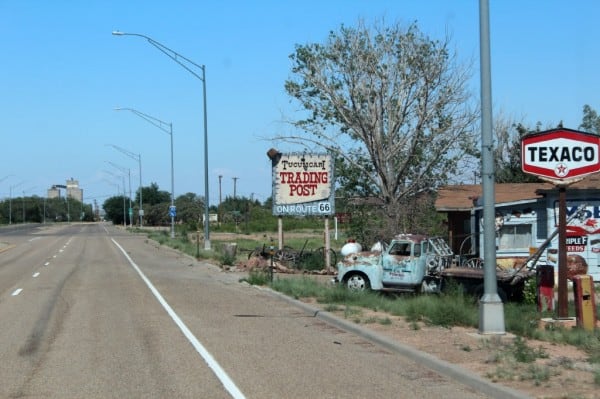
[111,238,246,399]
[12,288,23,296]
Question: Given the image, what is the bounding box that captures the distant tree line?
[0,196,93,224]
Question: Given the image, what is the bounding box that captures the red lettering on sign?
[279,171,328,184]
[289,184,318,196]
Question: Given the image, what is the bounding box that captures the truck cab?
[336,234,451,293]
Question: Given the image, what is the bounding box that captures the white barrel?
[341,242,362,256]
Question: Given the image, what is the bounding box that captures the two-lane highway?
[0,223,491,398]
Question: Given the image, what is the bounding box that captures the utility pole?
[218,175,223,206]
[218,175,223,226]
[232,177,238,199]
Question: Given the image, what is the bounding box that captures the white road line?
[12,289,23,296]
[111,238,246,399]
[44,262,50,266]
[33,272,40,278]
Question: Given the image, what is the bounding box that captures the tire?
[345,273,370,291]
[275,248,296,265]
[315,247,338,267]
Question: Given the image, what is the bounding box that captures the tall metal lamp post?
[103,170,127,226]
[108,144,143,227]
[9,181,24,224]
[112,30,211,250]
[107,161,133,228]
[115,107,175,238]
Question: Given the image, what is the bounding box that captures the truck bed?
[440,266,534,284]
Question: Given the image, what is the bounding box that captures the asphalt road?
[0,223,499,398]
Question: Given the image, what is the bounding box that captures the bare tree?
[280,19,479,231]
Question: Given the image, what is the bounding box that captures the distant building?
[66,178,83,202]
[47,178,83,202]
[47,186,61,199]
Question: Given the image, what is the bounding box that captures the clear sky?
[1,1,598,208]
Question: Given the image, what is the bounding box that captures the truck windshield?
[390,243,411,256]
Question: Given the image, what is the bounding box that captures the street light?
[21,186,36,223]
[9,181,24,224]
[108,144,143,227]
[0,174,14,184]
[103,170,127,227]
[115,107,175,238]
[113,30,211,250]
[107,161,133,228]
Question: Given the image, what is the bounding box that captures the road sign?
[521,128,600,184]
[169,205,176,217]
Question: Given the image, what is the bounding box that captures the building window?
[498,224,532,250]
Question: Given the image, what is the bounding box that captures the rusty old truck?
[334,234,536,302]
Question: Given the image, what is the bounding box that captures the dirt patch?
[226,265,599,399]
[293,298,599,399]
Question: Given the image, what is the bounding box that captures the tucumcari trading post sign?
[270,152,335,216]
[521,128,600,184]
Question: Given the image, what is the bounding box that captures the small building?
[435,174,600,281]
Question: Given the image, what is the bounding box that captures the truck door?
[382,242,420,284]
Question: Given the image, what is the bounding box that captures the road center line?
[111,238,246,399]
[33,272,40,278]
[12,288,23,296]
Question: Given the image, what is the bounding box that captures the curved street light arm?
[112,30,209,248]
[115,107,172,136]
[112,31,205,81]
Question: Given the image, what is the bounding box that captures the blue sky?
[1,1,598,208]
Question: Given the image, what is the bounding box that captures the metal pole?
[122,178,126,226]
[218,174,223,225]
[115,108,174,235]
[139,155,143,227]
[169,122,175,238]
[202,65,210,250]
[478,0,505,334]
[557,186,569,318]
[112,31,210,250]
[128,168,132,227]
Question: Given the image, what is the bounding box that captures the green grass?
[141,227,600,366]
[264,275,600,363]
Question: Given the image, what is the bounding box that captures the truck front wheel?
[345,273,370,291]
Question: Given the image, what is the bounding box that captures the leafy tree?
[144,203,169,226]
[174,192,204,229]
[493,118,542,183]
[579,104,600,134]
[103,195,129,225]
[136,182,171,206]
[280,19,479,234]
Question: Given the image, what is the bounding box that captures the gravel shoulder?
[232,270,600,399]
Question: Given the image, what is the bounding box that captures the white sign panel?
[271,153,334,216]
[521,128,600,183]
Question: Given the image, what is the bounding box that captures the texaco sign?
[521,128,600,184]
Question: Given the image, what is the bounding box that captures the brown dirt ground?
[309,300,598,399]
[222,230,600,399]
[230,260,600,399]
